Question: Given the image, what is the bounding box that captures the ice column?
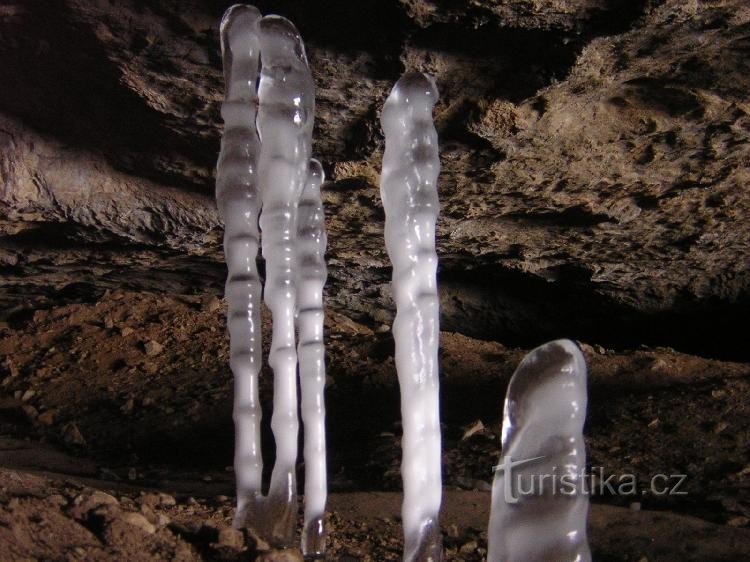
[218,4,319,549]
[216,4,264,530]
[488,339,591,562]
[256,14,315,547]
[296,160,328,557]
[380,72,443,562]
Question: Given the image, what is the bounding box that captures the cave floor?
[0,290,748,561]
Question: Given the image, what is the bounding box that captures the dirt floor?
[1,290,749,560]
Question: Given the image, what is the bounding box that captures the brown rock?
[139,504,158,525]
[158,493,177,508]
[256,549,304,562]
[61,422,87,446]
[216,527,244,549]
[204,296,223,313]
[69,490,120,521]
[37,410,56,426]
[144,340,163,357]
[461,419,486,441]
[120,511,156,534]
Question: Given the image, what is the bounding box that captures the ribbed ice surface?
[216,3,264,530]
[217,4,321,553]
[488,339,591,562]
[296,159,328,557]
[256,12,315,548]
[380,71,443,562]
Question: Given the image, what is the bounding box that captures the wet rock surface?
[1,0,749,559]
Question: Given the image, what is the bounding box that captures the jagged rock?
[0,0,746,358]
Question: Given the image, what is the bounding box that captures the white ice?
[256,12,315,547]
[380,71,443,562]
[217,4,321,552]
[296,159,328,557]
[216,3,264,530]
[488,339,592,562]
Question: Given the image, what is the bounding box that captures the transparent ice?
[488,339,592,562]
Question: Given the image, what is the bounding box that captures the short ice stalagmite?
[488,339,591,562]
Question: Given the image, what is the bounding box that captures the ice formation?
[216,2,264,533]
[256,13,315,547]
[217,4,323,553]
[296,159,328,556]
[488,339,591,562]
[218,10,591,559]
[380,71,443,562]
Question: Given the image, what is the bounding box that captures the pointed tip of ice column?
[394,71,439,100]
[256,12,315,204]
[219,4,262,107]
[385,72,439,124]
[221,4,262,31]
[508,338,587,398]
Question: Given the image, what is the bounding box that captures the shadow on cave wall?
[437,265,750,363]
[0,2,217,192]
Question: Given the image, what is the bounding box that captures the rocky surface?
[1,0,749,560]
[2,467,750,561]
[1,0,748,357]
[0,291,748,559]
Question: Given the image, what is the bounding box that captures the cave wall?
[1,0,749,358]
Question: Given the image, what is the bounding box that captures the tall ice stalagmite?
[216,3,264,531]
[217,4,321,552]
[256,14,316,547]
[296,159,328,556]
[380,71,443,562]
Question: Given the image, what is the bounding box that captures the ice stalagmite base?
[488,339,592,562]
[380,72,443,562]
[216,3,264,531]
[296,160,328,557]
